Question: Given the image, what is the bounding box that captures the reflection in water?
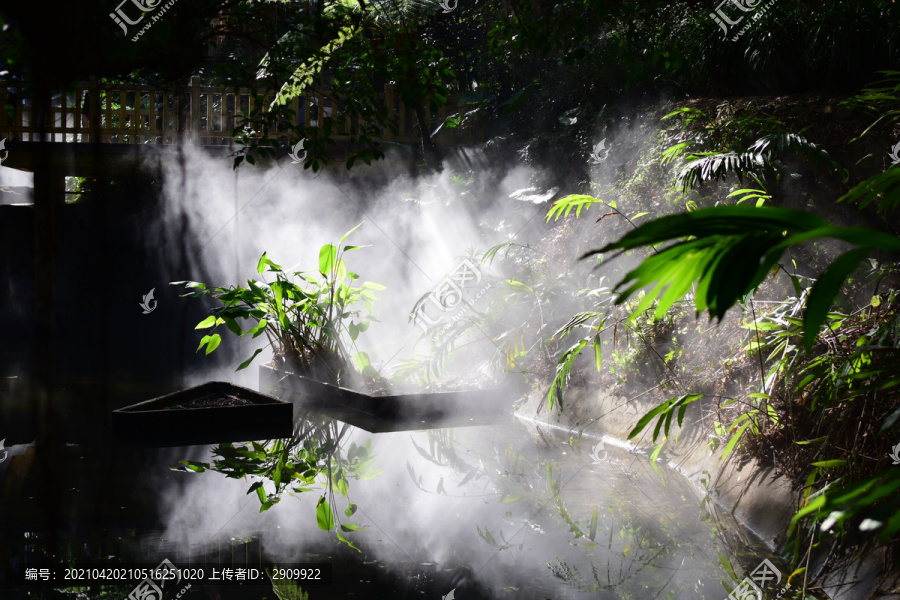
[1,414,799,599]
[174,411,379,550]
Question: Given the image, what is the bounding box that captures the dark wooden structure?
[0,77,481,148]
[259,364,516,433]
[112,381,292,448]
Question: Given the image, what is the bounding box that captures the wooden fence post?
[190,76,201,145]
[89,76,101,143]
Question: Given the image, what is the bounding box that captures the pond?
[1,411,788,600]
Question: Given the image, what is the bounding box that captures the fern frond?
[674,133,845,190]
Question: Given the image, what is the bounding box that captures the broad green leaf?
[803,248,870,349]
[319,244,338,276]
[316,496,335,530]
[257,253,268,275]
[247,319,268,337]
[204,334,221,355]
[196,315,218,329]
[222,316,243,337]
[353,352,372,372]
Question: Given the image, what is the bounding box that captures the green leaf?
[547,338,590,411]
[196,315,218,329]
[259,499,279,512]
[204,333,221,355]
[197,334,222,355]
[247,319,268,337]
[257,253,269,275]
[340,223,363,244]
[236,349,264,371]
[353,352,372,372]
[810,460,848,468]
[880,405,900,434]
[176,460,208,473]
[222,316,243,337]
[316,496,335,530]
[319,244,338,276]
[880,509,900,542]
[592,335,602,372]
[795,436,829,445]
[344,502,358,518]
[722,421,751,460]
[628,399,673,440]
[336,530,360,552]
[803,248,870,349]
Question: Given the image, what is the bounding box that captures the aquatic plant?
[172,224,385,386]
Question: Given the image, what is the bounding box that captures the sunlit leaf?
[316,496,335,530]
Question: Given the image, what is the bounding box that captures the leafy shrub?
[172,224,384,385]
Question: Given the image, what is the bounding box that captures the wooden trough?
[259,364,518,433]
[112,381,292,448]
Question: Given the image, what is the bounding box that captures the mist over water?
[160,418,738,599]
[127,141,766,600]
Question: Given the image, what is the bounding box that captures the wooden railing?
[0,77,482,147]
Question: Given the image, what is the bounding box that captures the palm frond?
[842,70,900,139]
[839,166,900,213]
[674,133,845,190]
[586,205,900,349]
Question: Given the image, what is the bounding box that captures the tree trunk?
[414,103,443,171]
